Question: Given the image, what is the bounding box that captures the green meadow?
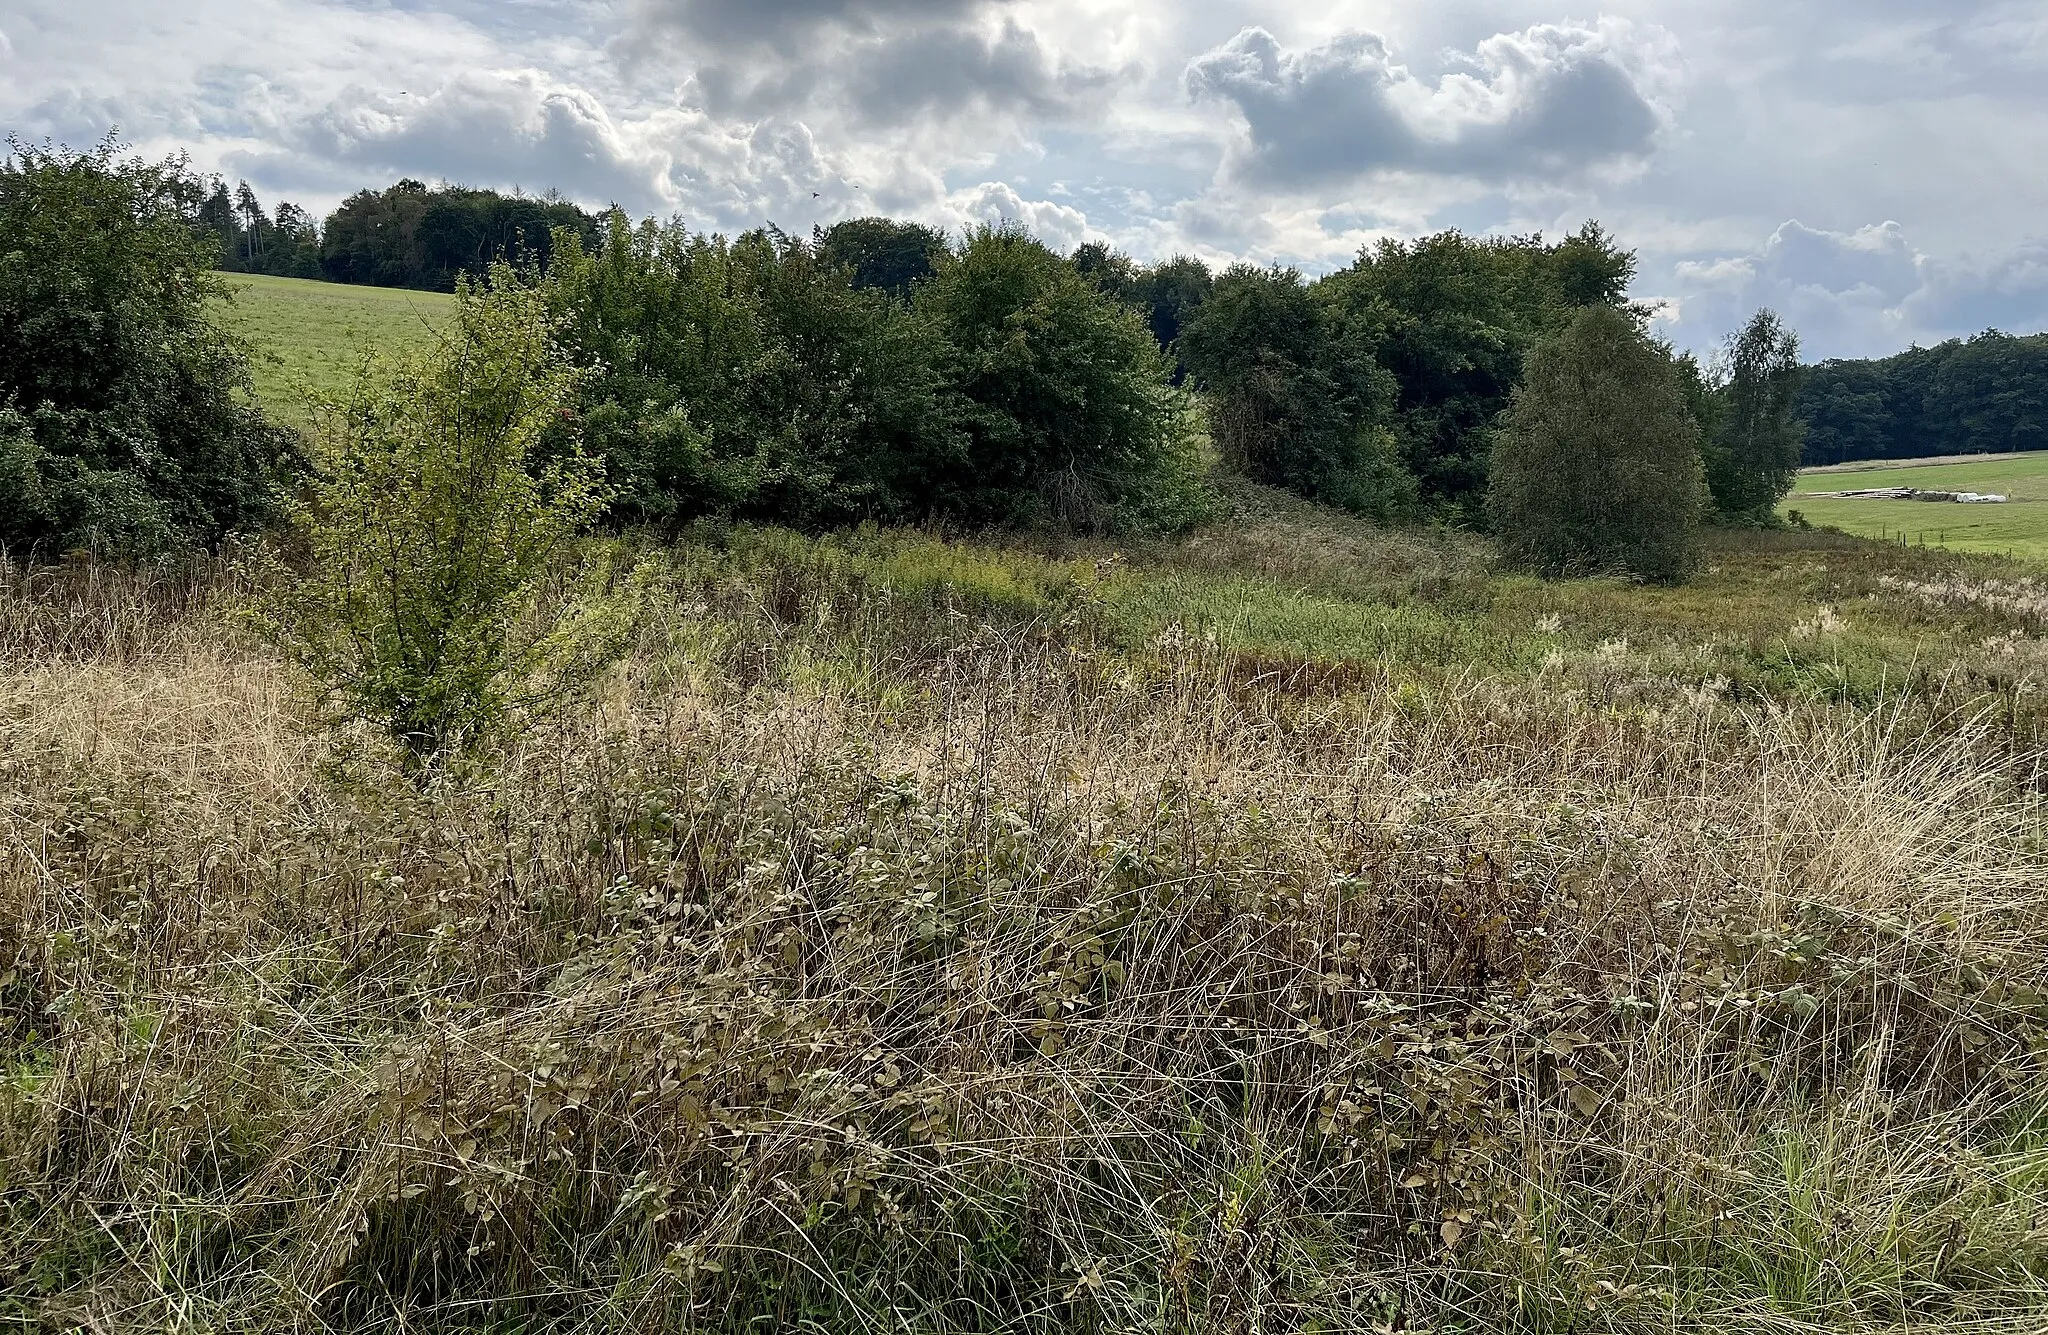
[218,272,454,423]
[1785,451,2048,558]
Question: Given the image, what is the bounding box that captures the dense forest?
[1799,331,2048,463]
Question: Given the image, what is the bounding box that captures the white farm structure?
[1802,487,2009,504]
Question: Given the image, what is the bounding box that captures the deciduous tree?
[1487,305,1707,583]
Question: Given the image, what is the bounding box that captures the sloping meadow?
[3,534,2047,1333]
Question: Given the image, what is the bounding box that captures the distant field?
[1783,450,2048,559]
[216,273,453,424]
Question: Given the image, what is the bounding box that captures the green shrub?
[918,224,1212,531]
[548,217,1209,535]
[1486,305,1708,583]
[543,217,964,530]
[0,135,297,559]
[267,268,615,763]
[1178,263,1414,520]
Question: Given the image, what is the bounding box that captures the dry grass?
[3,527,2047,1333]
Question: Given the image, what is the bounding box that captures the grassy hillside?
[1785,451,2048,558]
[5,501,2048,1333]
[217,273,454,423]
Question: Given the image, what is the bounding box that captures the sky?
[4,0,2045,359]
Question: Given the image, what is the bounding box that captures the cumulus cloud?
[657,113,850,229]
[627,0,1114,131]
[946,179,1091,251]
[1672,219,2048,357]
[6,0,2047,364]
[243,72,675,213]
[1184,21,1674,188]
[840,20,1117,124]
[230,70,884,233]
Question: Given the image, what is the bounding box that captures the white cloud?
[264,72,674,212]
[3,0,2047,359]
[1670,219,2048,357]
[946,179,1093,251]
[1183,20,1677,188]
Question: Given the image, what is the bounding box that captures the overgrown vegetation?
[541,218,1211,534]
[5,514,2048,1332]
[8,137,1853,572]
[0,136,296,557]
[1176,264,1410,519]
[12,142,2048,1331]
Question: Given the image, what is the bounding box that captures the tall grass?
[3,524,2046,1332]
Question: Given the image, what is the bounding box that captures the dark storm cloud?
[1184,24,1666,187]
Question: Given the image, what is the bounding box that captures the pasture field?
[1785,451,2048,558]
[217,273,454,423]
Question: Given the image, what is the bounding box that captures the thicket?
[542,217,1208,534]
[1175,264,1413,520]
[0,136,296,558]
[1071,244,1215,379]
[923,226,1208,530]
[1801,330,2048,464]
[1168,224,1638,525]
[1487,305,1708,582]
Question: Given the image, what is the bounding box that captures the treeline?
[4,138,1803,581]
[193,175,1653,525]
[196,175,2048,481]
[182,176,603,291]
[318,180,601,290]
[186,177,323,278]
[1800,331,2048,464]
[528,215,1660,531]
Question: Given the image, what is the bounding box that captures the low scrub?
[260,268,622,765]
[4,526,2047,1333]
